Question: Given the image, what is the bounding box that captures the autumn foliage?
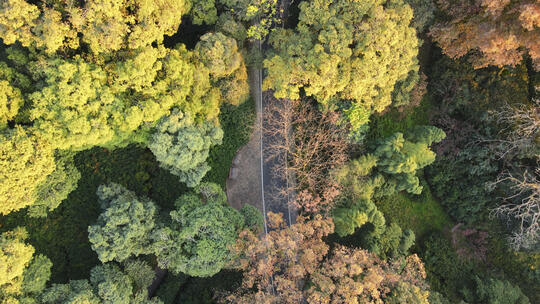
[224,213,430,304]
[431,0,540,69]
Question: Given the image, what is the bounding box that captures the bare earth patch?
[226,68,263,212]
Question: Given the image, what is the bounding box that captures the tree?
[405,0,436,32]
[0,228,52,303]
[149,110,223,187]
[41,262,162,304]
[0,0,188,54]
[264,96,348,214]
[374,126,445,195]
[88,184,159,263]
[0,126,55,215]
[28,45,208,150]
[195,32,250,105]
[465,276,530,304]
[29,151,81,217]
[491,168,540,251]
[0,62,26,128]
[154,183,244,277]
[224,213,430,303]
[430,0,540,70]
[240,204,264,235]
[263,0,419,131]
[190,0,218,25]
[0,228,35,295]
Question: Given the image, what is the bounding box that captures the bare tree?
[263,93,348,213]
[488,100,539,161]
[491,167,540,251]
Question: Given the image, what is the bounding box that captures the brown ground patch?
[226,67,263,212]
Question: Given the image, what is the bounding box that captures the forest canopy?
[0,0,538,303]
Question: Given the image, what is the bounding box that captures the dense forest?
[0,0,538,303]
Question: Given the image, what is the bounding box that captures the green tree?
[0,126,55,215]
[20,254,52,296]
[149,110,223,187]
[154,183,244,277]
[374,126,445,195]
[190,0,218,25]
[41,262,162,304]
[41,280,101,304]
[263,0,419,131]
[386,282,430,304]
[28,45,207,150]
[88,184,158,263]
[240,204,264,235]
[404,0,436,32]
[195,32,250,105]
[29,151,81,217]
[466,276,530,304]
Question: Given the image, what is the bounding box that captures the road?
[256,0,296,230]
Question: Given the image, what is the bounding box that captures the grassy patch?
[376,177,452,241]
[204,98,256,187]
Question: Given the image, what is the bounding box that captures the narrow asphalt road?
[256,0,296,229]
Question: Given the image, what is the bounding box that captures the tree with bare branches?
[488,101,540,161]
[263,94,348,214]
[491,168,540,251]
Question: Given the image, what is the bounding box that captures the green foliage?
[41,262,162,304]
[154,183,243,277]
[190,0,218,25]
[374,223,415,259]
[41,280,101,304]
[155,272,188,304]
[204,99,255,187]
[88,184,158,263]
[392,70,421,108]
[333,198,380,238]
[0,228,52,304]
[427,146,499,224]
[149,110,223,187]
[264,0,419,131]
[420,233,474,302]
[374,126,445,195]
[28,45,210,150]
[215,14,247,46]
[195,33,243,78]
[430,56,530,115]
[376,181,452,240]
[0,127,55,215]
[464,276,531,304]
[404,0,436,32]
[122,260,156,294]
[195,32,250,105]
[89,264,133,304]
[240,205,264,235]
[21,254,52,295]
[386,282,430,304]
[29,151,81,218]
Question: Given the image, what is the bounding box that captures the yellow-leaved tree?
[263,0,419,131]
